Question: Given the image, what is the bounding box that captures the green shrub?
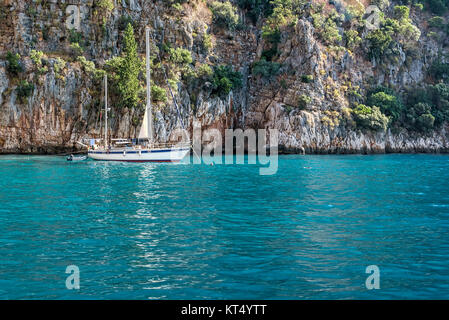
[118,15,135,31]
[167,77,178,89]
[151,85,167,102]
[366,87,404,123]
[366,27,394,59]
[16,80,34,104]
[42,25,49,41]
[164,0,189,6]
[344,30,361,49]
[261,28,280,61]
[428,16,445,29]
[201,33,213,54]
[172,3,182,11]
[237,0,272,23]
[406,87,430,107]
[212,65,242,96]
[312,10,342,45]
[77,56,96,73]
[366,8,420,59]
[54,57,66,72]
[6,51,23,75]
[427,0,448,14]
[428,83,449,125]
[405,84,449,128]
[301,74,314,83]
[252,58,281,78]
[69,29,83,44]
[406,102,435,131]
[168,47,193,66]
[391,6,421,42]
[428,31,439,40]
[197,64,213,80]
[209,1,240,30]
[321,19,342,44]
[394,5,410,21]
[216,77,232,95]
[414,3,424,11]
[53,57,66,79]
[97,0,114,12]
[70,42,84,55]
[38,66,48,74]
[30,50,44,66]
[298,94,311,109]
[417,113,436,129]
[429,59,449,81]
[280,78,288,89]
[262,0,306,35]
[183,63,214,96]
[353,104,389,131]
[344,3,364,22]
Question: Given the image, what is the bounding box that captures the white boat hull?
[88,147,190,162]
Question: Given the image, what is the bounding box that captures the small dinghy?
[67,154,87,162]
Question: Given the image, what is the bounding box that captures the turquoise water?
[1,154,449,299]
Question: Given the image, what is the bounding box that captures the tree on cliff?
[105,23,142,110]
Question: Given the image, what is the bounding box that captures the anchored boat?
[67,154,87,162]
[87,28,190,162]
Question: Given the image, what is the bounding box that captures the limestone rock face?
[0,1,448,154]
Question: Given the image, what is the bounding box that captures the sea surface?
[0,154,449,299]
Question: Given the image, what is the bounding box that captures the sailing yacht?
[87,28,190,162]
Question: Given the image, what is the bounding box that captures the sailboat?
[87,28,191,162]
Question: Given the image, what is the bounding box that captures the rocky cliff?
[1,0,448,154]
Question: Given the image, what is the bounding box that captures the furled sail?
[138,109,149,140]
[139,27,153,141]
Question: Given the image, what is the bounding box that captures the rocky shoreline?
[2,141,448,156]
[1,1,449,157]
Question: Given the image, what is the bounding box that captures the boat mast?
[104,74,108,148]
[146,27,153,145]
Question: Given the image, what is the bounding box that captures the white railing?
[84,139,191,151]
[147,141,191,149]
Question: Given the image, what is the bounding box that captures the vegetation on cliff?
[105,23,142,110]
[237,0,449,134]
[1,0,449,153]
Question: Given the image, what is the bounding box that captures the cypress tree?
[116,23,141,109]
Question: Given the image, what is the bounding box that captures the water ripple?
[0,154,449,299]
